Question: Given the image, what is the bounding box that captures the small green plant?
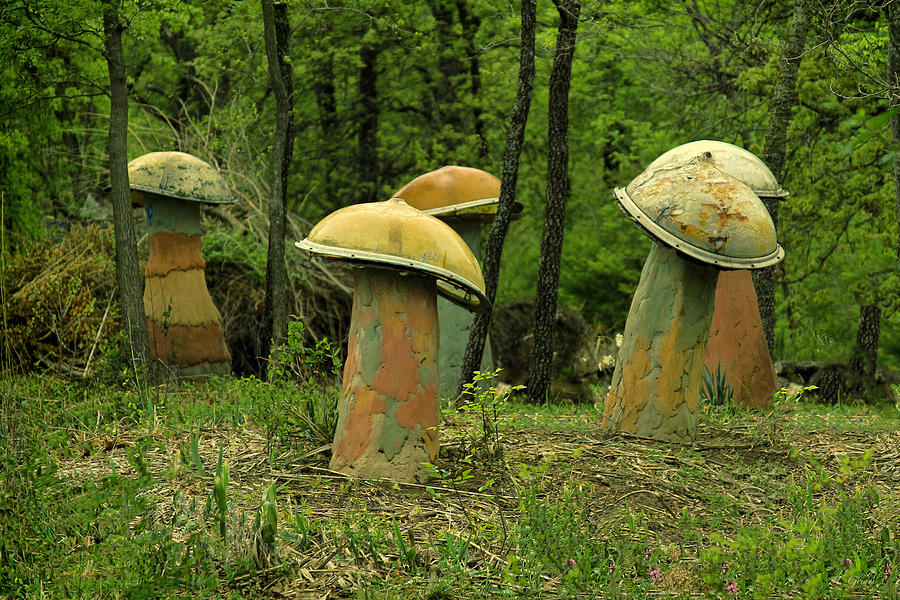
[457,369,523,461]
[214,446,229,540]
[701,362,733,407]
[252,483,278,570]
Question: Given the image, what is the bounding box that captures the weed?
[701,362,733,408]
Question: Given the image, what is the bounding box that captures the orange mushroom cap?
[394,165,500,219]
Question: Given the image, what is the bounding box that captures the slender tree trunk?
[456,0,537,398]
[102,3,152,377]
[753,0,810,359]
[261,0,294,371]
[887,1,900,271]
[357,41,379,204]
[456,0,487,157]
[849,303,880,383]
[527,0,580,404]
[313,50,338,209]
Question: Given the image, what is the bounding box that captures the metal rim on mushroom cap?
[616,156,785,270]
[128,151,234,205]
[395,165,501,219]
[643,140,789,199]
[294,198,490,313]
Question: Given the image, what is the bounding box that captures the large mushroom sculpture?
[129,151,233,377]
[296,198,489,482]
[394,165,506,399]
[602,154,783,443]
[642,140,789,408]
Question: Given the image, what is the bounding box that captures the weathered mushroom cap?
[394,165,500,219]
[295,198,489,312]
[128,151,233,205]
[615,154,784,269]
[643,140,788,198]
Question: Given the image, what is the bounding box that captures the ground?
[1,375,898,599]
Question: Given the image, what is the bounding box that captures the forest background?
[2,0,900,380]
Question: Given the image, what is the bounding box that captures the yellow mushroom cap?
[295,198,489,312]
[615,154,784,270]
[643,140,788,198]
[394,165,500,218]
[128,151,233,205]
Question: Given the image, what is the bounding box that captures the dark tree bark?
[357,41,380,205]
[849,304,880,383]
[456,0,537,398]
[527,0,580,404]
[261,0,294,370]
[456,0,487,157]
[887,1,900,271]
[102,3,152,376]
[313,49,338,209]
[753,0,810,359]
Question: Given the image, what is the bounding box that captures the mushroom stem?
[705,270,777,408]
[602,244,718,443]
[142,195,231,376]
[330,268,440,483]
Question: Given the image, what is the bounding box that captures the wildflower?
[567,558,576,566]
[721,562,729,575]
[885,561,893,583]
[645,548,651,559]
[725,581,739,594]
[615,332,624,348]
[843,558,853,568]
[649,566,661,580]
[608,562,616,575]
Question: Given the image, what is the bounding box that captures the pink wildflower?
[649,565,661,580]
[567,558,576,566]
[645,547,651,559]
[726,581,739,594]
[608,562,616,575]
[843,558,853,568]
[885,561,893,583]
[721,562,729,575]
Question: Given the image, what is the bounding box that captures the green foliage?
[701,362,734,408]
[456,369,522,462]
[700,457,899,598]
[225,320,341,452]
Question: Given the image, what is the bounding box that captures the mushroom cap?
[295,198,489,312]
[643,140,788,198]
[615,154,784,269]
[128,151,234,205]
[394,165,500,218]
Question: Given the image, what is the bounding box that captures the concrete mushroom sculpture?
[129,151,233,377]
[296,198,489,482]
[602,153,783,443]
[644,140,788,408]
[394,165,504,399]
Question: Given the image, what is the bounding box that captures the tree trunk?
[456,0,487,157]
[527,0,580,404]
[261,0,294,371]
[357,41,380,205]
[849,304,880,384]
[313,50,338,209]
[753,0,810,359]
[456,0,537,398]
[887,1,900,271]
[102,4,152,377]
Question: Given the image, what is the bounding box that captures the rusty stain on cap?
[615,155,784,269]
[643,140,788,199]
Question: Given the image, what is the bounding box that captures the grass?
[1,368,898,599]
